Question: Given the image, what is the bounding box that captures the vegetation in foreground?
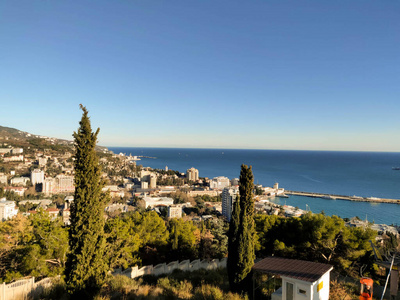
[32,269,247,300]
[65,105,109,297]
[32,268,361,300]
[228,164,255,293]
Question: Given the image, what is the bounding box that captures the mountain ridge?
[0,125,109,153]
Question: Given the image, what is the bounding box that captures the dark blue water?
[269,195,399,225]
[109,147,400,224]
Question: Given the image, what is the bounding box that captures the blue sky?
[1,1,399,151]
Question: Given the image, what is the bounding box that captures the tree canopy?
[255,212,377,273]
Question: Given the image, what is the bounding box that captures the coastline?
[286,190,400,204]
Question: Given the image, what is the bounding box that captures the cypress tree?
[227,164,255,293]
[65,105,108,298]
[227,193,241,288]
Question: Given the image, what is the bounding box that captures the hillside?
[0,125,108,153]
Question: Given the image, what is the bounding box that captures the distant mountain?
[0,125,108,153]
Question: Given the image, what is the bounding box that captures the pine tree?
[227,164,255,293]
[65,105,108,298]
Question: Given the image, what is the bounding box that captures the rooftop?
[252,257,333,283]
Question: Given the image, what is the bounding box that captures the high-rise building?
[149,174,157,189]
[186,167,199,181]
[43,175,74,195]
[222,187,239,222]
[43,178,56,195]
[56,175,74,193]
[31,169,45,185]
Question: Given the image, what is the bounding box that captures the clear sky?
[1,1,399,151]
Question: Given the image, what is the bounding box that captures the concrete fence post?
[2,282,5,300]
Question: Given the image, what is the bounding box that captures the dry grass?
[27,269,248,299]
[330,279,359,300]
[103,268,246,300]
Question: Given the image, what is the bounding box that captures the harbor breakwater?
[286,190,400,204]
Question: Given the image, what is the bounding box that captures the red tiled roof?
[252,257,333,283]
[46,208,59,212]
[5,186,25,191]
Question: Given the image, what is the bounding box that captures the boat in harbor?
[277,194,289,198]
[322,195,336,200]
[392,167,400,170]
[366,197,381,201]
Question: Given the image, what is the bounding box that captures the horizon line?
[105,145,400,154]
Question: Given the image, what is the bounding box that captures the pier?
[285,190,400,204]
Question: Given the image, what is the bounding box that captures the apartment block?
[186,167,199,181]
[222,187,239,222]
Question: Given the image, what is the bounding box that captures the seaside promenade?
[286,190,400,204]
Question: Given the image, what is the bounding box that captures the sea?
[108,147,400,225]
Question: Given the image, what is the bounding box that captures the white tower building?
[186,167,199,181]
[222,187,239,222]
[31,169,45,185]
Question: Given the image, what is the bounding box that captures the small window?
[298,288,307,296]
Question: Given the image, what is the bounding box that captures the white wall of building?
[31,169,45,185]
[210,176,230,189]
[222,187,238,222]
[143,197,174,208]
[280,270,331,300]
[0,198,18,221]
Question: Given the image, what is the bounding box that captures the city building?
[43,178,55,195]
[0,173,7,185]
[4,187,26,196]
[142,197,174,209]
[3,155,24,162]
[0,198,18,221]
[231,178,239,186]
[38,157,47,167]
[222,187,239,222]
[11,148,23,154]
[210,176,231,190]
[0,148,12,154]
[253,257,333,300]
[168,205,183,219]
[149,174,157,189]
[19,199,52,208]
[186,167,199,181]
[31,169,45,185]
[57,175,74,193]
[102,185,125,198]
[187,190,221,197]
[105,203,129,214]
[140,172,157,189]
[43,175,74,195]
[62,208,70,225]
[141,181,149,189]
[46,208,60,220]
[10,177,30,186]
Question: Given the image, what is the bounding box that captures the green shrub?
[193,284,224,300]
